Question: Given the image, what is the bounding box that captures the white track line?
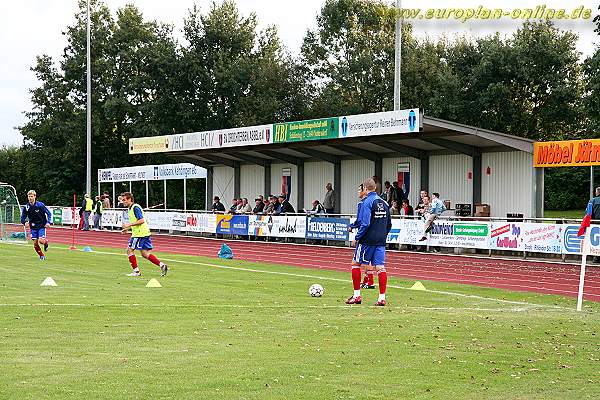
[0,242,571,311]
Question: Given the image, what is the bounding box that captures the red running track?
[41,226,600,301]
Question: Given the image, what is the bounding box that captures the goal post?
[0,183,27,242]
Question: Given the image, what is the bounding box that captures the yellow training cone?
[146,278,162,288]
[40,277,58,287]
[410,281,426,291]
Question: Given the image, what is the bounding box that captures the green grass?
[1,242,599,399]
[543,210,583,220]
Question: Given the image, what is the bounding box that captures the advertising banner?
[216,215,249,235]
[386,218,425,245]
[274,118,338,143]
[271,216,306,238]
[306,217,350,241]
[248,215,273,237]
[339,109,420,138]
[144,212,176,230]
[561,223,585,255]
[521,223,562,254]
[185,212,217,234]
[489,222,522,251]
[101,209,128,228]
[129,136,170,154]
[534,139,600,168]
[218,125,272,148]
[52,209,63,225]
[428,221,490,249]
[98,163,206,183]
[129,125,272,154]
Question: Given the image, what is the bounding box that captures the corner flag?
[578,201,593,237]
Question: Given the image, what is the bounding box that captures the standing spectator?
[275,195,295,214]
[102,193,111,209]
[239,198,252,214]
[390,200,400,216]
[400,199,414,216]
[253,198,265,214]
[81,193,93,231]
[373,176,382,195]
[211,196,226,213]
[384,181,397,204]
[93,195,103,230]
[116,195,126,208]
[306,200,326,215]
[392,181,403,201]
[323,183,335,214]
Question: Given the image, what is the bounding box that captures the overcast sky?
[0,0,597,146]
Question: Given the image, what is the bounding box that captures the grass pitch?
[0,242,599,399]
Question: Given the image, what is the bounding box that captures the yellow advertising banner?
[129,136,170,154]
[534,139,600,167]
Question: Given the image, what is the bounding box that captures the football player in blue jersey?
[346,178,392,306]
[20,190,52,260]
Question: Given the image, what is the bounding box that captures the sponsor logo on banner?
[274,118,338,143]
[171,213,187,229]
[385,219,424,245]
[428,221,490,249]
[534,139,600,168]
[562,225,583,253]
[98,163,205,182]
[408,109,417,131]
[521,223,562,253]
[216,215,249,235]
[489,223,522,250]
[306,217,350,241]
[184,213,217,233]
[273,216,306,238]
[339,109,420,139]
[249,215,272,236]
[129,136,170,154]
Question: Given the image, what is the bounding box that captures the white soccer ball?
[309,283,324,297]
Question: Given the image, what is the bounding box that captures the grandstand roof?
[168,115,534,168]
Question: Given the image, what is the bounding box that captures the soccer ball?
[309,283,324,297]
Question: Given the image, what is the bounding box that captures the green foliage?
[3,0,595,210]
[544,167,592,210]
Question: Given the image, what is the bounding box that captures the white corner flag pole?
[576,228,590,312]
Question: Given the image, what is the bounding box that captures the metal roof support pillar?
[472,152,482,211]
[334,161,341,214]
[163,180,167,209]
[420,157,429,193]
[375,158,383,195]
[264,163,271,196]
[534,167,544,218]
[298,160,305,211]
[233,162,241,199]
[206,166,214,210]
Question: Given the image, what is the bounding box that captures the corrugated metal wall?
[240,165,265,201]
[213,166,235,209]
[429,154,472,207]
[270,163,298,210]
[304,161,334,210]
[382,156,421,207]
[341,159,374,214]
[482,151,534,217]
